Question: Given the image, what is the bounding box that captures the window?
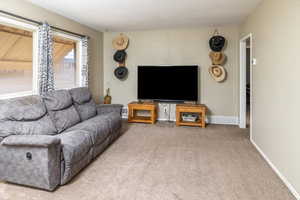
[53,35,78,89]
[0,16,83,99]
[0,17,38,99]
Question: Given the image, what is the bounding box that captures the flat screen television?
[138,65,198,101]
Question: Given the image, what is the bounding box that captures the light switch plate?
[252,58,257,65]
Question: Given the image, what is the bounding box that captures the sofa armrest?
[96,104,123,116]
[0,135,61,191]
[1,135,60,147]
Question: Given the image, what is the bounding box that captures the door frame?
[239,33,253,135]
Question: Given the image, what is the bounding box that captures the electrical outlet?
[164,106,168,113]
[122,107,128,114]
[252,58,257,66]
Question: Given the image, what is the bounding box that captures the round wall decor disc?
[209,65,226,82]
[112,34,129,50]
[114,66,128,80]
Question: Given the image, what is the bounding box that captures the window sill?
[0,91,35,100]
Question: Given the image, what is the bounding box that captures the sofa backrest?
[0,95,57,137]
[43,90,81,133]
[69,87,97,121]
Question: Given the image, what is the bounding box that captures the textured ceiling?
[25,0,262,31]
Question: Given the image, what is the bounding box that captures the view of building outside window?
[0,24,33,95]
[0,24,78,95]
[53,35,76,89]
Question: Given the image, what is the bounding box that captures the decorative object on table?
[209,65,226,82]
[209,51,226,65]
[104,88,112,104]
[112,33,129,80]
[209,29,227,82]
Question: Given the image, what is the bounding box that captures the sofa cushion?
[48,106,81,134]
[69,87,97,121]
[0,95,47,121]
[55,130,93,184]
[0,96,57,137]
[43,90,73,111]
[69,87,91,104]
[0,116,57,137]
[75,101,97,121]
[43,90,80,133]
[65,115,110,146]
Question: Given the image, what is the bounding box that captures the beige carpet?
[0,122,295,200]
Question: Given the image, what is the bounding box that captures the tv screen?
[138,65,198,101]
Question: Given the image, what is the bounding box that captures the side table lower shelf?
[176,104,207,128]
[128,102,157,124]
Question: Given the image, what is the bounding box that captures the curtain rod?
[0,10,89,39]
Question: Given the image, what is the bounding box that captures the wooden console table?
[176,104,207,128]
[128,102,158,124]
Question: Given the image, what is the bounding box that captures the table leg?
[201,111,206,128]
[151,109,155,124]
[176,111,180,126]
[128,107,131,122]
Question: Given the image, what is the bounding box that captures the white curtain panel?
[81,37,89,87]
[38,23,54,95]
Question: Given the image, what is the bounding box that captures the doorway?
[239,34,252,133]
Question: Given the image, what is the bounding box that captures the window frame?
[0,16,39,100]
[0,15,84,99]
[52,31,83,90]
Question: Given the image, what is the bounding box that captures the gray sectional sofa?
[0,87,123,191]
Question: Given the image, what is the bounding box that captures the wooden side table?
[128,102,157,124]
[176,104,207,128]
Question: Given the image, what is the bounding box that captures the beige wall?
[104,26,240,116]
[241,0,300,196]
[0,0,104,102]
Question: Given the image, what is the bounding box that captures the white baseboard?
[207,116,239,125]
[251,139,300,200]
[157,117,175,122]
